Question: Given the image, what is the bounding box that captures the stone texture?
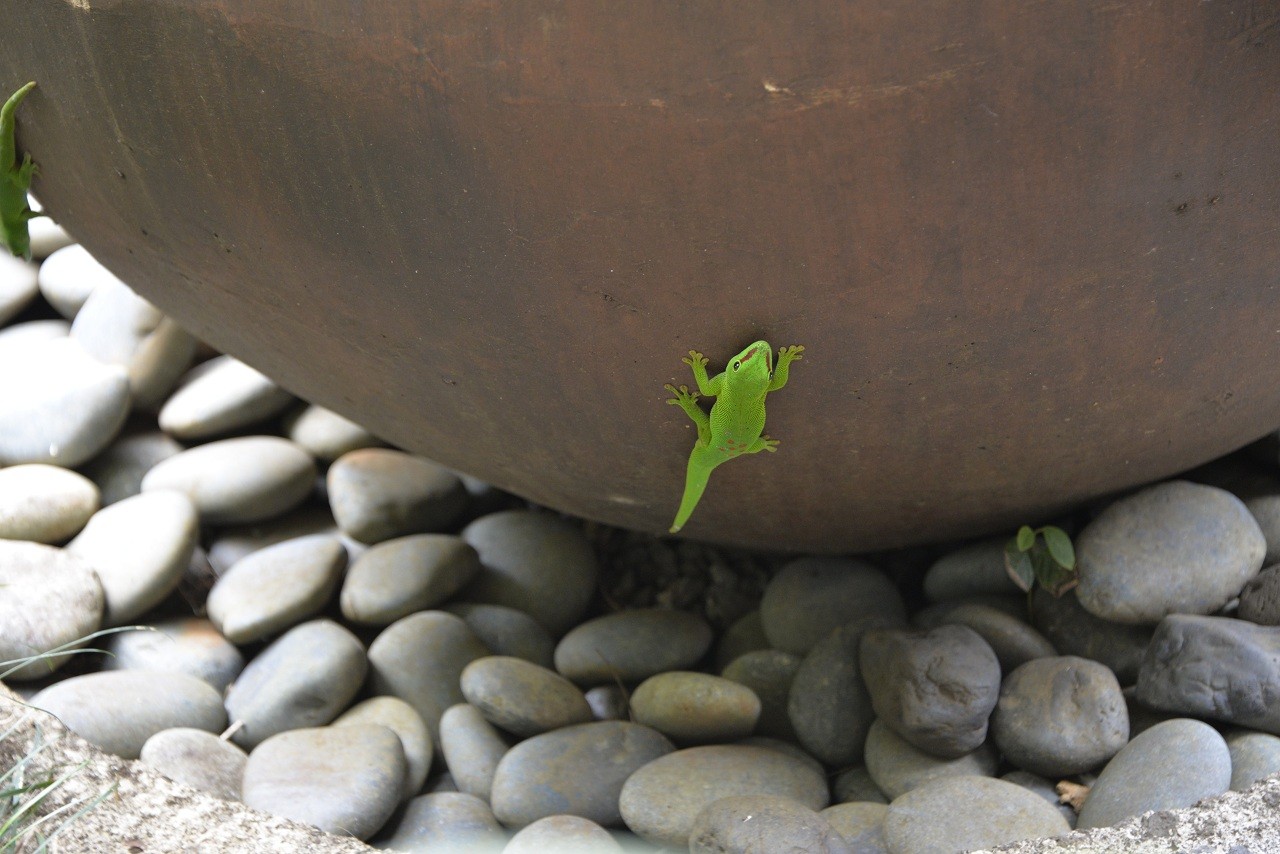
[1245,493,1280,565]
[554,608,713,685]
[930,602,1058,673]
[36,244,114,318]
[327,448,468,544]
[820,802,889,853]
[1238,564,1280,626]
[1225,729,1280,791]
[78,430,183,506]
[438,703,510,801]
[1030,587,1153,686]
[340,534,481,626]
[715,610,769,671]
[503,815,621,854]
[139,727,247,801]
[630,671,761,744]
[689,795,852,854]
[373,792,504,852]
[721,649,801,741]
[0,252,38,324]
[334,696,433,803]
[446,603,556,669]
[759,556,907,655]
[0,463,99,543]
[285,404,384,461]
[831,766,888,804]
[863,719,999,800]
[883,776,1071,854]
[158,355,296,440]
[787,620,883,767]
[460,655,592,737]
[923,537,1022,602]
[0,541,103,680]
[102,617,244,693]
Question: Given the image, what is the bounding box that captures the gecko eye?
[732,361,741,371]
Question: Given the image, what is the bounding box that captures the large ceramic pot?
[5,1,1280,551]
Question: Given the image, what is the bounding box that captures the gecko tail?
[669,454,713,533]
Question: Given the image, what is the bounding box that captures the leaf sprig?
[1005,524,1077,597]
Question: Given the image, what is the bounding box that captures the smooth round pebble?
[1076,480,1265,624]
[439,703,510,800]
[374,792,505,853]
[36,244,114,318]
[158,355,296,440]
[721,649,801,740]
[1077,718,1231,829]
[1002,770,1078,828]
[0,337,129,467]
[141,435,317,524]
[932,602,1058,672]
[327,448,468,544]
[689,795,851,854]
[820,802,889,853]
[0,541,103,680]
[503,815,621,854]
[787,621,884,767]
[205,504,340,575]
[585,685,628,721]
[461,656,592,737]
[832,766,888,804]
[285,404,384,460]
[923,536,1023,602]
[463,510,599,636]
[207,534,347,643]
[340,534,481,626]
[66,489,198,625]
[224,619,367,749]
[0,318,70,358]
[760,556,907,655]
[334,696,433,802]
[102,618,244,692]
[243,724,405,840]
[883,775,1070,854]
[1245,493,1280,565]
[1238,564,1280,625]
[26,216,73,259]
[619,745,828,848]
[139,727,247,801]
[1030,587,1152,685]
[446,603,556,669]
[78,430,184,506]
[29,670,226,759]
[1226,730,1280,791]
[715,610,770,670]
[0,463,98,542]
[863,719,999,800]
[491,721,675,828]
[0,252,38,324]
[554,608,713,685]
[630,671,761,744]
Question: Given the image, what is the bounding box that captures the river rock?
[832,766,888,804]
[689,795,851,854]
[242,724,405,840]
[340,534,481,626]
[859,624,1000,758]
[158,355,296,440]
[334,696,433,802]
[930,602,1057,672]
[585,685,628,721]
[439,703,510,800]
[821,802,889,852]
[29,670,226,759]
[715,610,769,670]
[1226,729,1280,791]
[1245,494,1280,565]
[0,253,38,324]
[1002,770,1078,828]
[1077,718,1231,829]
[26,216,73,259]
[630,671,761,744]
[36,244,113,318]
[1029,587,1153,685]
[102,617,244,692]
[0,318,69,357]
[721,649,801,740]
[374,792,505,852]
[224,619,367,749]
[0,541,103,680]
[787,621,883,766]
[1076,480,1265,624]
[992,656,1129,777]
[285,404,384,461]
[327,448,467,544]
[79,430,184,506]
[759,556,907,655]
[503,815,621,854]
[205,504,340,575]
[139,727,247,801]
[1238,565,1280,626]
[463,510,598,636]
[460,656,592,737]
[446,604,556,669]
[555,608,712,685]
[883,775,1071,853]
[922,537,1022,602]
[0,464,99,543]
[863,718,999,800]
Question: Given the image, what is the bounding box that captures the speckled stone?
[923,537,1023,602]
[141,435,317,524]
[373,792,505,853]
[0,464,99,543]
[832,766,888,804]
[29,670,226,759]
[1076,480,1265,624]
[285,404,384,461]
[102,617,244,692]
[139,727,247,801]
[78,430,183,506]
[1077,718,1231,829]
[1029,587,1153,686]
[883,776,1070,854]
[243,724,405,840]
[439,703,510,801]
[1226,729,1280,791]
[491,721,675,828]
[327,448,468,544]
[554,608,713,686]
[334,696,433,802]
[630,671,761,744]
[689,795,852,854]
[66,489,198,625]
[760,556,907,655]
[0,252,38,324]
[787,620,885,767]
[460,656,592,737]
[0,541,103,680]
[446,604,556,670]
[863,719,999,800]
[158,355,296,440]
[930,602,1058,673]
[463,510,599,636]
[618,744,828,849]
[224,619,368,749]
[820,802,889,853]
[1238,565,1280,626]
[37,244,114,318]
[503,815,622,854]
[340,534,481,626]
[721,649,801,741]
[207,534,347,644]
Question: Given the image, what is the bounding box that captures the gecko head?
[728,340,773,390]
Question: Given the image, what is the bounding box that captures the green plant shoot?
[1005,524,1077,597]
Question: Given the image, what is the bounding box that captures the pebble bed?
[4,216,1280,853]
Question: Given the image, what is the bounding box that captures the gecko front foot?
[753,435,780,453]
[664,383,699,407]
[682,350,709,371]
[777,345,805,364]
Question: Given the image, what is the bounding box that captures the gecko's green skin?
[665,340,804,533]
[1,82,43,261]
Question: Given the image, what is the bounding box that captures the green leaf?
[1041,526,1076,570]
[1015,525,1036,552]
[1005,547,1036,593]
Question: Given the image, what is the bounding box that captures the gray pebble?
[439,703,510,800]
[0,463,99,543]
[139,727,247,801]
[689,795,852,854]
[0,541,103,680]
[721,649,801,741]
[1076,480,1265,623]
[102,617,244,692]
[631,671,760,744]
[787,621,883,767]
[1136,614,1280,732]
[368,610,491,743]
[1077,718,1231,829]
[932,602,1057,672]
[30,670,226,759]
[863,719,998,800]
[225,619,367,749]
[328,448,467,544]
[503,815,621,854]
[922,537,1022,602]
[1029,587,1153,686]
[243,724,405,840]
[446,603,556,669]
[0,318,69,357]
[618,744,828,849]
[78,430,183,506]
[1245,494,1280,565]
[912,595,1030,628]
[158,355,295,440]
[554,608,712,685]
[142,435,317,524]
[1123,686,1176,739]
[760,556,907,655]
[334,696,433,802]
[714,609,769,671]
[207,533,346,644]
[992,656,1129,777]
[26,216,73,260]
[340,534,481,626]
[0,337,129,467]
[0,253,38,324]
[831,766,888,804]
[1225,729,1280,791]
[859,624,1000,758]
[584,685,628,721]
[463,510,598,636]
[736,736,827,778]
[66,489,198,625]
[285,404,384,461]
[1001,770,1078,828]
[373,792,505,853]
[820,802,889,853]
[36,244,114,318]
[883,775,1070,854]
[1238,564,1280,625]
[460,655,592,737]
[205,504,339,575]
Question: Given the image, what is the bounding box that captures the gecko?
[664,340,804,533]
[1,82,43,261]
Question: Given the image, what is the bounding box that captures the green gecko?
[664,340,804,533]
[1,82,43,261]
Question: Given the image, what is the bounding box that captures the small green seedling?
[1005,524,1077,597]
